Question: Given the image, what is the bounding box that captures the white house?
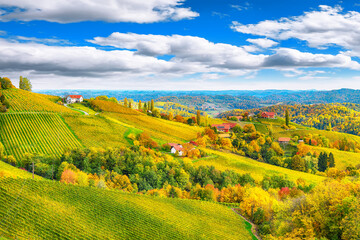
[168,143,183,156]
[66,95,84,104]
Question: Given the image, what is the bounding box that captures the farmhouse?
[66,95,84,104]
[278,137,291,144]
[168,143,183,156]
[261,112,276,119]
[212,123,237,133]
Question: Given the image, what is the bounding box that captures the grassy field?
[0,88,76,113]
[0,161,42,179]
[0,113,82,159]
[0,177,254,240]
[103,112,201,144]
[68,103,97,115]
[62,114,130,148]
[195,149,324,184]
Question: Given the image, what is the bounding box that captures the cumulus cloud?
[0,33,359,89]
[246,38,278,48]
[0,0,198,23]
[231,5,360,56]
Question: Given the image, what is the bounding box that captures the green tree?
[0,77,14,89]
[196,110,201,125]
[19,76,32,91]
[318,152,328,172]
[129,101,132,109]
[285,108,290,126]
[124,98,128,107]
[143,102,147,112]
[328,152,335,168]
[291,155,305,171]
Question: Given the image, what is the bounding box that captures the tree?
[151,99,154,112]
[328,152,335,168]
[285,108,290,126]
[318,152,328,172]
[196,110,201,125]
[143,102,147,112]
[19,76,32,91]
[291,155,305,171]
[124,98,128,107]
[138,100,142,111]
[129,101,132,109]
[60,169,78,184]
[0,77,14,89]
[168,112,173,121]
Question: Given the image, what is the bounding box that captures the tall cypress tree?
[124,98,128,107]
[328,152,335,168]
[285,108,290,126]
[151,99,154,112]
[318,152,328,172]
[196,110,201,125]
[138,100,142,110]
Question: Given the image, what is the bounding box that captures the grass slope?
[0,178,253,240]
[0,113,82,159]
[103,112,201,144]
[62,114,130,148]
[195,149,324,184]
[0,161,41,179]
[0,88,76,113]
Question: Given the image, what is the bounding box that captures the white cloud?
[0,32,359,89]
[0,0,198,23]
[246,38,278,48]
[231,5,360,56]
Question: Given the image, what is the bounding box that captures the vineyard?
[91,99,141,115]
[0,88,76,113]
[195,149,325,184]
[0,161,41,179]
[62,114,130,148]
[104,112,201,144]
[0,178,254,240]
[0,113,82,159]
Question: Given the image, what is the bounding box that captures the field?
[195,149,324,184]
[62,114,130,148]
[0,113,82,159]
[103,112,201,144]
[68,103,97,115]
[0,177,254,240]
[0,88,76,113]
[0,161,42,179]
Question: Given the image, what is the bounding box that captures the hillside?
[0,161,41,179]
[0,113,82,159]
[0,88,76,113]
[195,149,324,184]
[0,177,254,240]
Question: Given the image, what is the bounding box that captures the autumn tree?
[291,155,305,171]
[138,100,142,110]
[168,112,173,121]
[0,77,14,89]
[129,101,132,109]
[123,98,128,107]
[19,76,32,91]
[60,169,78,184]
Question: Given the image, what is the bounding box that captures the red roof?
[171,145,183,151]
[223,123,237,128]
[262,112,275,118]
[67,95,83,99]
[278,137,291,142]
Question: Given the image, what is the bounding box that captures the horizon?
[2,0,360,90]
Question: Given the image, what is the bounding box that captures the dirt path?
[231,208,262,240]
[64,104,89,115]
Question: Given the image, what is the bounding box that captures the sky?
[1,0,360,90]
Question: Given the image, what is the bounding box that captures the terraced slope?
[0,88,76,113]
[0,178,254,240]
[195,149,324,184]
[0,113,82,159]
[0,161,41,179]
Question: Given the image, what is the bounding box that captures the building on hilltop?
[261,112,276,119]
[278,137,291,144]
[168,143,183,156]
[66,95,84,104]
[212,123,237,133]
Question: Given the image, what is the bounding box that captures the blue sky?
[0,0,360,90]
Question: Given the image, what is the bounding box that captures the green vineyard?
[0,178,253,240]
[0,88,75,113]
[0,113,82,159]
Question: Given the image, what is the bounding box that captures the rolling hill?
[0,177,255,240]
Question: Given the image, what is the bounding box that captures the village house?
[212,123,237,133]
[278,137,291,144]
[261,112,276,119]
[168,143,183,156]
[66,95,84,104]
